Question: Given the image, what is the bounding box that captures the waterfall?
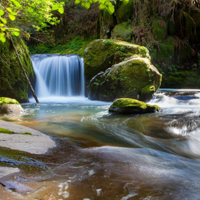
[31,54,85,98]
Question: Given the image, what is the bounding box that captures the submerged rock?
[0,97,23,114]
[109,98,160,114]
[84,39,162,102]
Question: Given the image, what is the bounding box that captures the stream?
[1,89,200,199]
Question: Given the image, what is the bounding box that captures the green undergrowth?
[0,128,32,135]
[29,36,95,57]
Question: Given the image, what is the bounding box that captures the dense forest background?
[28,0,200,88]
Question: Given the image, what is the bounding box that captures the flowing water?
[1,55,200,199]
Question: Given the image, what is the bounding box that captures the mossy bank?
[0,37,34,102]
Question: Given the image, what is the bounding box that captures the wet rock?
[0,97,23,114]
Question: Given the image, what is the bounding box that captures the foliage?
[75,0,129,14]
[0,0,65,42]
[29,36,94,56]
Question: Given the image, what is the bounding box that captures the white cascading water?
[31,54,85,100]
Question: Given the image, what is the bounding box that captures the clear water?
[2,90,200,199]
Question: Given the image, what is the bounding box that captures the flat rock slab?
[0,120,56,154]
[0,167,20,179]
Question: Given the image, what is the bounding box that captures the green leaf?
[99,4,106,10]
[9,14,16,21]
[123,0,129,4]
[0,10,4,16]
[58,7,64,14]
[75,0,81,4]
[52,4,59,10]
[1,28,7,31]
[11,31,20,36]
[11,0,21,8]
[85,2,90,9]
[6,8,12,13]
[0,18,7,24]
[0,23,4,27]
[0,33,6,43]
[108,4,114,14]
[99,0,106,3]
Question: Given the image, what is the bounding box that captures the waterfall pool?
[1,90,200,199]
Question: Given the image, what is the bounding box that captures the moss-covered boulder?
[84,39,150,82]
[0,97,23,114]
[0,37,34,102]
[85,39,162,102]
[88,57,161,101]
[109,98,160,114]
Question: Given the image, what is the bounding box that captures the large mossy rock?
[84,39,150,82]
[0,37,34,102]
[0,97,23,114]
[84,39,162,102]
[109,98,160,114]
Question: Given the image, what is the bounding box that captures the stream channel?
[1,89,200,199]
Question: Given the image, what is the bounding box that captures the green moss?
[0,128,14,134]
[20,132,32,135]
[162,71,200,88]
[151,37,174,63]
[116,0,133,23]
[109,98,160,114]
[110,98,147,109]
[152,18,168,41]
[84,39,150,81]
[0,128,32,135]
[29,36,93,57]
[111,22,134,42]
[0,37,34,102]
[141,85,156,93]
[88,56,162,101]
[0,97,20,105]
[0,146,47,173]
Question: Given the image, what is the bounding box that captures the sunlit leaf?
[0,10,4,16]
[99,4,106,10]
[108,4,114,14]
[0,18,7,24]
[123,0,129,4]
[11,31,20,36]
[52,4,59,10]
[75,0,81,4]
[0,33,6,43]
[9,14,16,21]
[58,7,64,14]
[85,2,90,9]
[6,8,12,13]
[11,0,21,8]
[0,23,4,27]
